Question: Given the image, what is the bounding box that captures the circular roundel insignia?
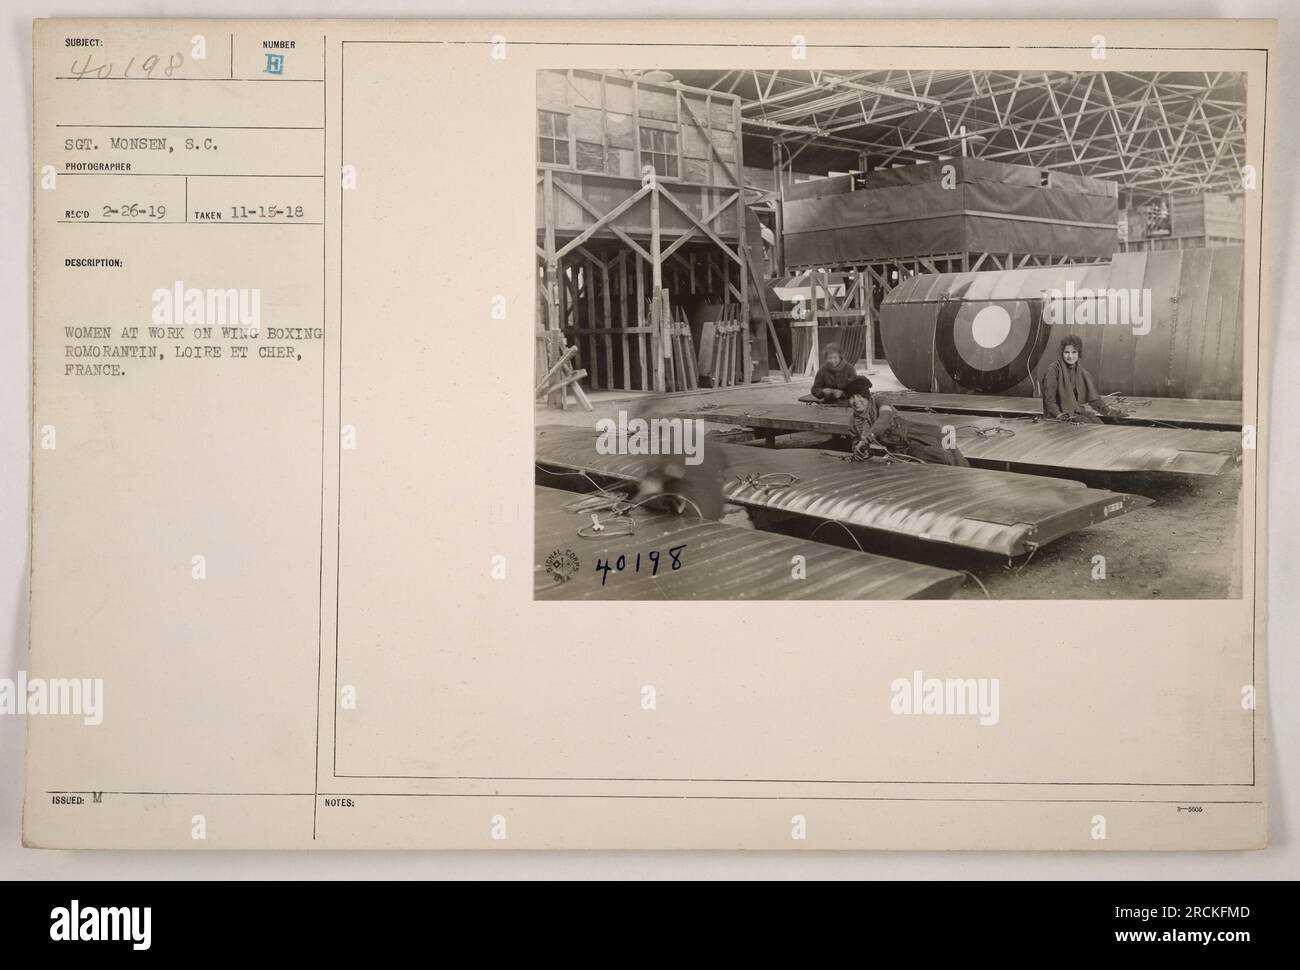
[935,299,1051,393]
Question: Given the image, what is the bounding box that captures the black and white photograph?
[3,5,1291,919]
[535,67,1251,600]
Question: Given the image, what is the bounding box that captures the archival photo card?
[24,18,1272,850]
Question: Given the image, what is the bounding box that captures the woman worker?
[845,376,970,467]
[808,343,859,404]
[1041,335,1118,424]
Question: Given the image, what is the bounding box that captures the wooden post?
[618,253,631,391]
[636,255,648,390]
[542,169,565,409]
[772,139,786,277]
[738,234,751,386]
[856,266,874,368]
[600,254,614,392]
[650,181,665,392]
[584,260,598,389]
[559,259,573,367]
[745,246,790,381]
[542,170,559,331]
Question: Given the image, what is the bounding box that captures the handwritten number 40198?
[595,544,686,586]
[69,52,185,79]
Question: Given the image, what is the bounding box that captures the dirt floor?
[536,368,1244,601]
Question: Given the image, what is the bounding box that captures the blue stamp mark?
[263,53,285,76]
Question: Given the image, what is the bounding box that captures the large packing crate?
[782,158,1119,268]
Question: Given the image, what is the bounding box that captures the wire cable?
[616,491,707,523]
[733,471,799,493]
[959,570,992,599]
[808,518,865,552]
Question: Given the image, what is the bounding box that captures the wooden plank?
[733,315,743,382]
[663,299,676,392]
[729,310,741,386]
[534,344,577,396]
[542,172,557,330]
[553,177,654,263]
[678,311,699,389]
[739,260,752,386]
[721,313,736,387]
[660,190,742,262]
[650,288,665,393]
[542,170,562,409]
[712,313,726,386]
[715,313,728,387]
[569,384,593,411]
[600,255,614,392]
[636,256,648,390]
[716,308,728,386]
[650,184,664,392]
[658,185,743,266]
[584,259,599,389]
[698,320,717,381]
[555,183,653,260]
[618,253,632,391]
[540,369,589,394]
[672,328,688,390]
[682,335,697,388]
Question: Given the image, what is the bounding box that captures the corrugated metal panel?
[1097,251,1149,395]
[876,391,1243,430]
[534,487,963,600]
[1171,247,1213,399]
[1209,246,1245,400]
[880,247,1244,401]
[535,427,1150,558]
[672,404,1240,476]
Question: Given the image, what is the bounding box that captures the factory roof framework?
[669,69,1248,202]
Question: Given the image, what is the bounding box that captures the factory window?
[639,127,679,179]
[538,110,570,166]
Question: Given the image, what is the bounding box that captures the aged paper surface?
[25,18,1272,849]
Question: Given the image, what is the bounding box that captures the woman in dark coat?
[845,377,970,467]
[809,343,859,404]
[1041,335,1117,423]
